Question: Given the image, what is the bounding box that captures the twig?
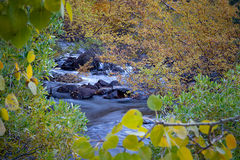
[155,115,240,127]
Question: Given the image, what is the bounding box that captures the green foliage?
[174,65,240,121]
[0,14,87,159]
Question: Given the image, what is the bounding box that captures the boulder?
[70,87,96,99]
[81,83,98,90]
[75,50,100,70]
[96,87,113,95]
[109,80,121,87]
[60,57,77,70]
[102,63,124,73]
[57,85,78,93]
[94,80,110,89]
[103,88,130,99]
[51,73,83,83]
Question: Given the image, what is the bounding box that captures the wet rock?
[70,87,96,99]
[91,70,108,75]
[81,83,98,90]
[57,85,78,93]
[75,50,100,70]
[103,88,130,99]
[94,80,110,89]
[102,63,124,73]
[109,80,121,87]
[51,73,83,83]
[96,87,113,95]
[61,57,77,70]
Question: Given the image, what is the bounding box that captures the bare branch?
[155,115,240,127]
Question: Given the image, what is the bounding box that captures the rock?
[91,70,108,75]
[96,87,113,95]
[51,73,83,83]
[57,85,78,93]
[81,83,98,90]
[61,57,77,70]
[109,80,121,87]
[103,88,130,99]
[102,63,124,73]
[75,50,100,70]
[94,80,110,89]
[70,87,96,99]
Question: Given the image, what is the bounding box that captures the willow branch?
[155,115,240,127]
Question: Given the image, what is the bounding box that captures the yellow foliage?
[0,61,4,70]
[66,0,239,94]
[1,108,9,121]
[5,93,19,111]
[225,134,237,150]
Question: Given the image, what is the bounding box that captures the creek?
[45,40,155,155]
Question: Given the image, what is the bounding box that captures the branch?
[155,115,240,127]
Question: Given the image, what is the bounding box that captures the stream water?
[46,41,155,155]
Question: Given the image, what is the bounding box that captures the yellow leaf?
[0,61,3,70]
[177,147,193,160]
[121,109,143,129]
[159,137,170,147]
[26,64,33,80]
[5,93,19,111]
[199,120,211,134]
[1,108,9,121]
[0,119,6,136]
[30,77,39,85]
[35,28,40,34]
[111,122,122,134]
[14,63,21,80]
[27,50,35,63]
[225,134,237,150]
[66,2,72,22]
[173,121,188,139]
[138,126,149,138]
[0,75,5,91]
[28,81,37,95]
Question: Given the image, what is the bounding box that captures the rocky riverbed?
[44,40,154,155]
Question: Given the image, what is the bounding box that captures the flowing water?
[46,41,155,155]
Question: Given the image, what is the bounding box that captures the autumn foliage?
[67,0,239,94]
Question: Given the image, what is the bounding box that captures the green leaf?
[114,153,134,160]
[0,119,6,136]
[72,137,95,159]
[10,8,28,32]
[0,15,13,41]
[122,135,144,151]
[111,123,122,134]
[0,75,5,91]
[147,95,163,111]
[121,109,143,129]
[150,125,164,147]
[11,26,31,49]
[103,134,119,150]
[66,2,73,22]
[30,8,51,30]
[138,146,152,160]
[44,0,61,12]
[99,149,112,160]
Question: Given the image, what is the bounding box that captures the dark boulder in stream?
[70,87,96,99]
[60,57,77,70]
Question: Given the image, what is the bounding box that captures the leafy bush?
[0,14,88,159]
